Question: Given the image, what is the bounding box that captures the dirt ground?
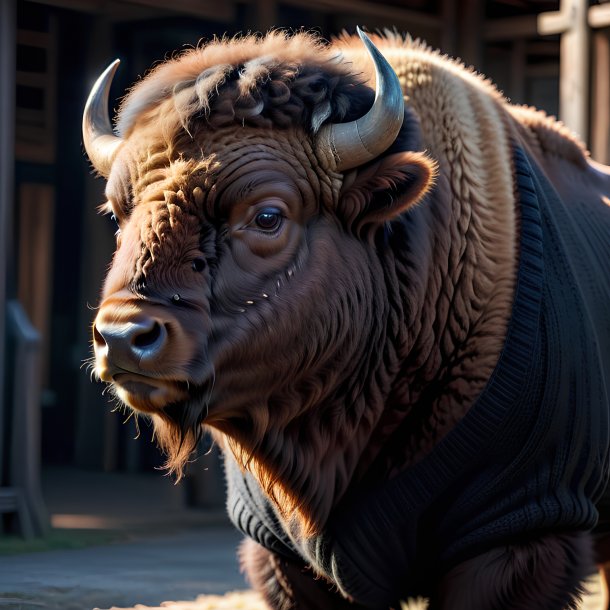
[100,572,608,610]
[8,468,605,610]
[99,591,268,610]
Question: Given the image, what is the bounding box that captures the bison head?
[84,29,436,530]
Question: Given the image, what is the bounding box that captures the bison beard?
[151,390,210,480]
[84,29,610,610]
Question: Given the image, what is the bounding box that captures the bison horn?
[82,59,123,177]
[317,27,404,171]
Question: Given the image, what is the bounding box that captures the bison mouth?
[105,370,214,479]
[112,372,190,413]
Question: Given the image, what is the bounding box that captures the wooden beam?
[280,0,441,30]
[123,0,235,21]
[591,30,610,163]
[17,184,55,388]
[17,0,235,21]
[538,0,590,142]
[0,0,16,479]
[458,0,482,67]
[75,17,119,471]
[510,38,526,104]
[255,0,277,31]
[538,7,573,36]
[440,0,457,55]
[589,3,610,30]
[525,41,560,56]
[484,15,538,41]
[524,63,559,79]
[22,0,106,11]
[559,0,589,141]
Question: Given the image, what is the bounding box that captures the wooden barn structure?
[0,0,609,535]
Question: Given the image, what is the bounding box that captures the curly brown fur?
[117,31,372,141]
[430,532,596,610]
[240,538,369,610]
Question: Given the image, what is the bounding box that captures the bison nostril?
[93,314,168,370]
[133,320,163,349]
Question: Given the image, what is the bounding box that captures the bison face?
[91,134,434,485]
[85,31,436,502]
[92,128,334,422]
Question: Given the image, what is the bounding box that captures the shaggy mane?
[116,31,367,140]
[117,29,588,171]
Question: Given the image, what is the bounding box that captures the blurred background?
[0,0,609,549]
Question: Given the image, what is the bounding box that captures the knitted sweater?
[225,146,610,607]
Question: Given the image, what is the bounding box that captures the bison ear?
[338,151,437,233]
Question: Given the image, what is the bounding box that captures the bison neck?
[369,59,520,471]
[215,168,519,537]
[215,62,521,532]
[215,192,518,535]
[214,353,395,536]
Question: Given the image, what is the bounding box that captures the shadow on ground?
[0,467,606,610]
[0,467,247,610]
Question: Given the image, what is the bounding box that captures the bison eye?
[191,257,206,272]
[254,208,282,232]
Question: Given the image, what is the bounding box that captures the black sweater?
[226,146,610,607]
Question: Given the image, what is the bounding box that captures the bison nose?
[93,316,168,374]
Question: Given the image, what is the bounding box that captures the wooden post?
[538,0,590,142]
[7,300,49,537]
[17,184,55,388]
[589,5,610,164]
[510,38,527,105]
[440,0,457,57]
[457,0,483,68]
[75,16,120,471]
[256,0,277,31]
[591,29,610,164]
[0,0,16,482]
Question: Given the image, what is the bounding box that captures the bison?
[83,28,610,609]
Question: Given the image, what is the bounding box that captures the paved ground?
[0,467,607,610]
[0,527,249,610]
[0,467,252,610]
